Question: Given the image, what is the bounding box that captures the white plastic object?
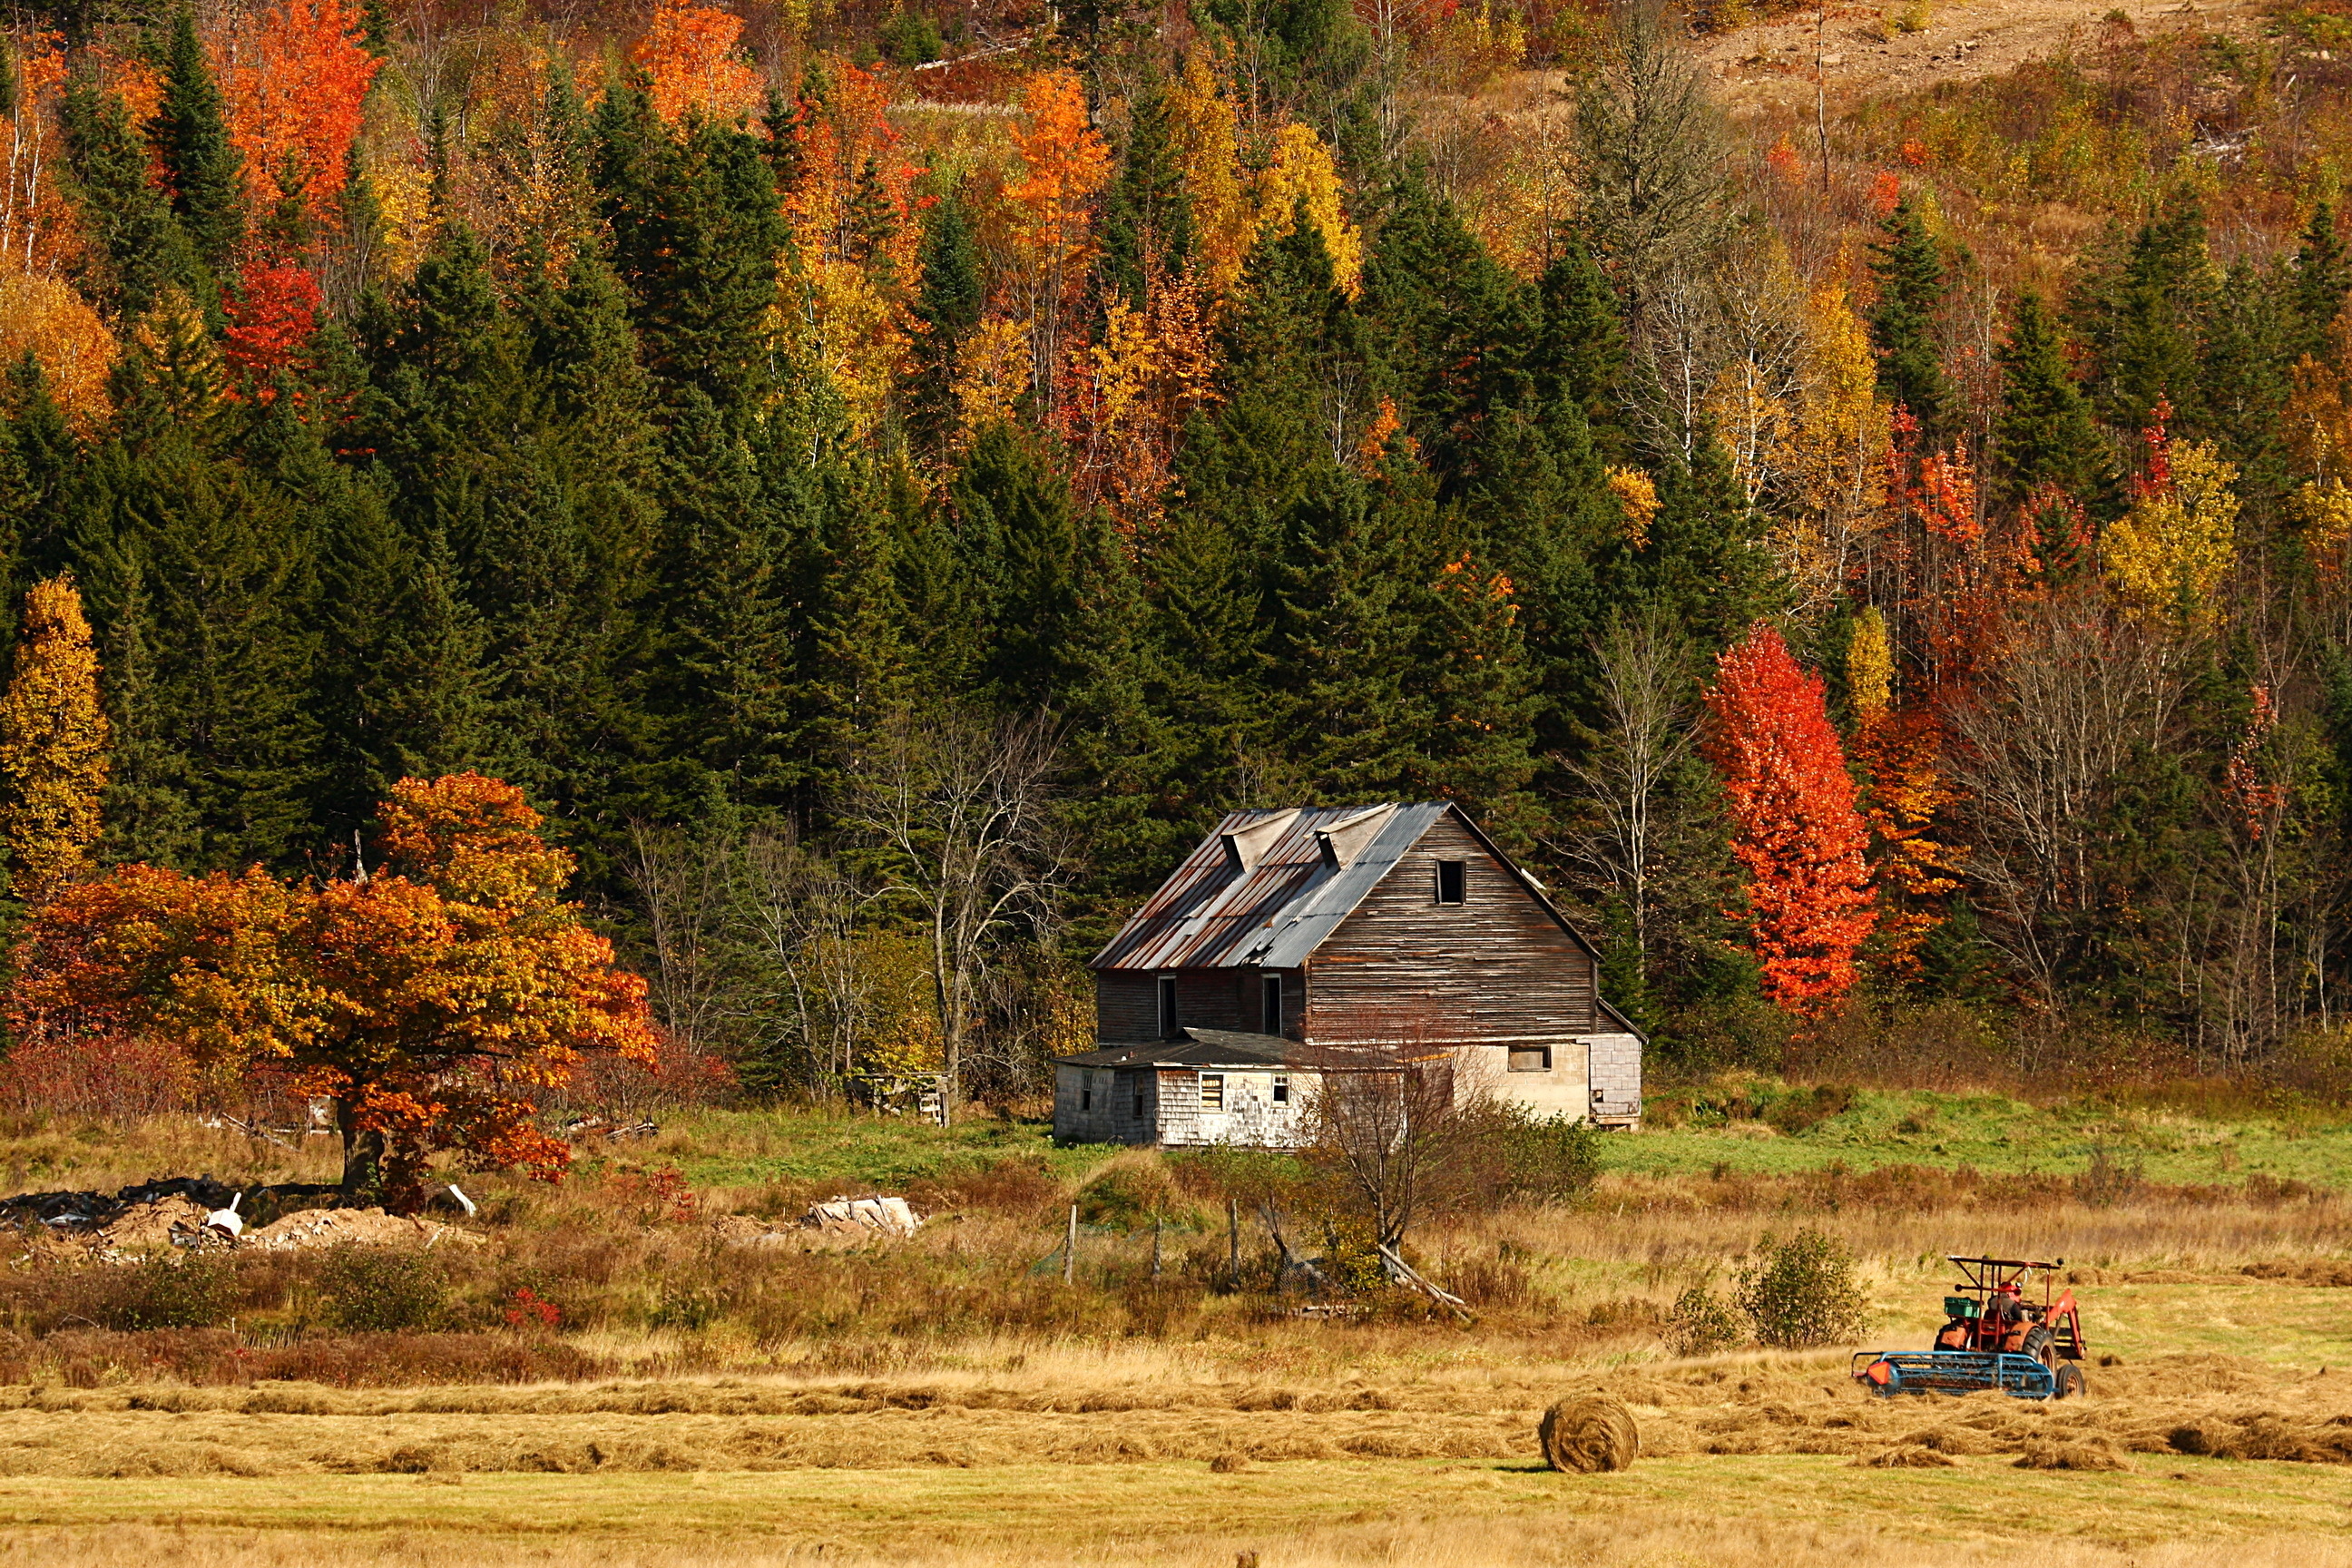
[446,1184,476,1218]
[205,1191,245,1239]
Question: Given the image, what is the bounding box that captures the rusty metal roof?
[1091,802,1458,972]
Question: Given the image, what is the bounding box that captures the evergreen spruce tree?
[2295,200,2349,355]
[1993,289,2108,506]
[952,420,1081,710]
[1357,173,1534,496]
[1098,79,1193,313]
[2071,197,2215,432]
[1529,239,1630,462]
[908,187,984,446]
[1867,197,1952,438]
[151,6,245,275]
[60,77,188,318]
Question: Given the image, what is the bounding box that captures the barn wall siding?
[1303,817,1597,1047]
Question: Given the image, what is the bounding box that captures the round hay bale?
[1538,1396,1639,1473]
[1209,1452,1250,1474]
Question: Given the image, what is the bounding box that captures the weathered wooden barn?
[1053,802,1642,1147]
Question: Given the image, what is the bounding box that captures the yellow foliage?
[1772,277,1888,617]
[950,316,1033,446]
[0,272,112,431]
[852,931,944,1088]
[2106,440,2239,627]
[1256,122,1361,299]
[783,255,904,436]
[0,575,108,906]
[1606,466,1658,549]
[368,150,436,281]
[1163,56,1252,299]
[1847,605,1893,717]
[2300,478,2352,588]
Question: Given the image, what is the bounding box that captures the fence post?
[1227,1197,1240,1289]
[1152,1217,1163,1279]
[1063,1203,1077,1285]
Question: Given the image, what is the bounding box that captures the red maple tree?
[1702,622,1877,1012]
[217,0,382,210]
[223,259,321,389]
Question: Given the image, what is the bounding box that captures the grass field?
[0,1083,2347,1563]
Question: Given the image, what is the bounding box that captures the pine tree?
[952,420,1080,710]
[1867,197,1951,438]
[908,187,984,446]
[61,76,189,318]
[2072,197,2215,432]
[152,6,246,275]
[0,575,108,905]
[1098,79,1193,313]
[1529,239,1630,462]
[2294,201,2349,357]
[1357,173,1534,496]
[1993,289,2108,506]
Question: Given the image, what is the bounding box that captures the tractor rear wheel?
[2022,1326,2054,1362]
[2053,1363,2087,1400]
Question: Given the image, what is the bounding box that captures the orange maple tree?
[8,775,659,1208]
[1702,621,1877,1012]
[217,0,382,211]
[634,0,763,124]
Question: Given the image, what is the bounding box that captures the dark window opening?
[1081,1088,1092,1110]
[1157,975,1179,1038]
[1133,1094,1145,1119]
[1508,1046,1552,1073]
[1437,860,1466,905]
[1261,974,1282,1034]
[1272,1075,1290,1105]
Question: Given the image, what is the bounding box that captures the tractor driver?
[1986,1281,2033,1353]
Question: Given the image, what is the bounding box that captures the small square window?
[1436,860,1466,905]
[1508,1046,1552,1073]
[1200,1074,1225,1112]
[1272,1075,1290,1105]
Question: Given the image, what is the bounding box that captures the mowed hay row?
[0,1403,1535,1476]
[0,1353,2337,1476]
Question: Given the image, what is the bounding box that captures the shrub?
[97,1254,238,1330]
[1734,1230,1870,1348]
[1666,1283,1746,1356]
[1766,1083,1856,1135]
[318,1247,447,1333]
[1481,1106,1602,1201]
[1075,1159,1190,1231]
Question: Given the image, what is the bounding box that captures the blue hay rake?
[1849,1349,2060,1400]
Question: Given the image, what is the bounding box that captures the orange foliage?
[216,0,382,210]
[634,0,763,124]
[1702,622,1877,1013]
[7,774,659,1209]
[1049,271,1219,530]
[0,32,74,278]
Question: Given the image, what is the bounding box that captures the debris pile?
[241,1208,484,1251]
[710,1194,924,1250]
[802,1195,922,1238]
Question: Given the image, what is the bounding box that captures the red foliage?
[1703,622,1877,1012]
[503,1287,562,1330]
[222,260,320,389]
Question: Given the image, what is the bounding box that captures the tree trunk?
[338,1098,385,1195]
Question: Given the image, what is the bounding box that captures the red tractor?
[1854,1255,2089,1400]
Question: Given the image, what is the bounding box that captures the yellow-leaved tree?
[2107,416,2239,628]
[1255,122,1362,298]
[0,575,109,906]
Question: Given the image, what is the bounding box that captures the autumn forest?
[0,0,2336,1122]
